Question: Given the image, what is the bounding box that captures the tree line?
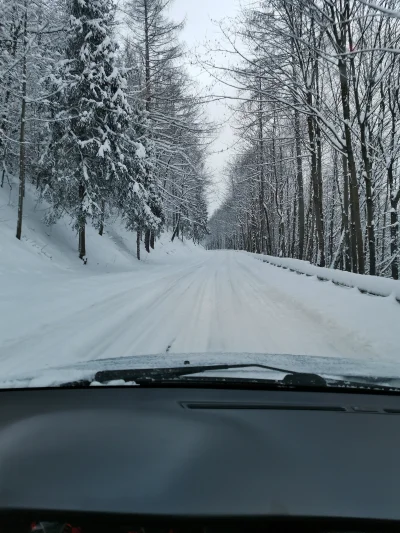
[0,0,210,261]
[207,0,400,280]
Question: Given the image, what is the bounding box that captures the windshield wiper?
[60,363,400,392]
[92,363,327,387]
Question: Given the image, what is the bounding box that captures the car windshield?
[0,0,399,389]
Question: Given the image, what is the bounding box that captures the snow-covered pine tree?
[39,0,131,260]
[125,0,184,252]
[120,98,163,260]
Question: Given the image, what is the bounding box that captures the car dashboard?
[0,386,399,530]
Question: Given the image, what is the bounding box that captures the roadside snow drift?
[248,252,400,300]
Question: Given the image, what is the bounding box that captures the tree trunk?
[316,120,325,266]
[263,204,272,255]
[294,108,304,260]
[390,199,399,281]
[348,21,376,275]
[306,95,325,267]
[329,156,337,263]
[340,80,362,273]
[291,196,297,258]
[99,200,105,236]
[364,157,376,275]
[136,229,141,261]
[257,75,266,253]
[79,223,86,261]
[381,184,389,267]
[150,231,155,249]
[171,213,181,242]
[388,162,400,280]
[335,7,364,273]
[341,151,352,272]
[291,37,305,260]
[78,183,86,260]
[16,3,28,242]
[306,205,315,263]
[144,229,151,253]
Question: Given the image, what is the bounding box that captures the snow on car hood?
[2,352,400,389]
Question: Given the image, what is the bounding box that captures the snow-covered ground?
[0,179,399,383]
[246,252,400,299]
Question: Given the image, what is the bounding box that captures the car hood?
[1,352,400,389]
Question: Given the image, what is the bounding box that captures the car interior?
[0,385,399,531]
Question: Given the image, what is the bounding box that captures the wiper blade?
[89,364,400,392]
[60,364,400,392]
[93,363,327,387]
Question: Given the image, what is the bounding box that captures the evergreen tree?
[125,0,183,252]
[39,0,131,260]
[120,99,163,259]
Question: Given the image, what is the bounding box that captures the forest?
[2,0,400,281]
[0,0,210,262]
[207,0,400,280]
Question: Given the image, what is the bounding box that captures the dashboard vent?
[180,402,346,412]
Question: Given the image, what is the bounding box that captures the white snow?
[0,180,399,383]
[134,142,146,159]
[248,252,400,299]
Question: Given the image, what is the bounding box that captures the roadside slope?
[0,178,201,277]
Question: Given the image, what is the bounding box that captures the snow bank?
[0,177,203,277]
[247,253,400,301]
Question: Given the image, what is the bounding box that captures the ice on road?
[0,250,398,377]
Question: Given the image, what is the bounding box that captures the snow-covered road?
[0,250,398,377]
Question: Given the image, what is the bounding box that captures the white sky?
[169,0,243,214]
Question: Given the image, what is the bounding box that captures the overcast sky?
[169,0,243,214]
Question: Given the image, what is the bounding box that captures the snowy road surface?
[0,250,399,377]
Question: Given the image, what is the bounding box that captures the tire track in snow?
[1,250,395,377]
[0,258,208,372]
